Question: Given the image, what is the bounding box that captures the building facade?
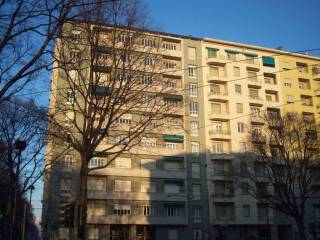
[42,21,320,240]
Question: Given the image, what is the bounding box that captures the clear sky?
[148,0,320,56]
[32,0,320,222]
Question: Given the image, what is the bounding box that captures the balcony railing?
[208,91,228,97]
[249,95,263,101]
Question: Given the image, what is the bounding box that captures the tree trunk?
[295,217,306,240]
[78,153,88,240]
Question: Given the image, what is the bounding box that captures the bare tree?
[236,113,320,240]
[0,98,47,240]
[0,0,80,102]
[47,0,181,238]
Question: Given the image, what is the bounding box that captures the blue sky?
[32,0,320,221]
[148,0,320,56]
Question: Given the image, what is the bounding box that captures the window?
[66,90,74,104]
[114,180,131,192]
[301,95,313,106]
[116,135,129,145]
[141,137,157,148]
[164,183,180,193]
[63,155,73,168]
[215,203,235,219]
[190,122,199,136]
[140,182,156,193]
[115,158,131,168]
[233,66,240,77]
[236,103,243,113]
[190,102,199,116]
[60,178,72,192]
[243,205,251,217]
[142,205,157,216]
[239,142,246,152]
[257,204,268,219]
[250,106,261,117]
[117,114,132,124]
[141,38,155,47]
[249,89,259,99]
[314,205,320,218]
[71,31,81,43]
[165,61,177,69]
[211,103,221,114]
[282,61,290,70]
[212,142,223,153]
[164,161,183,171]
[241,182,249,195]
[164,80,176,88]
[142,75,155,85]
[235,84,242,95]
[88,203,105,218]
[113,204,131,215]
[264,74,276,85]
[188,47,196,60]
[87,178,105,190]
[88,228,99,240]
[298,79,311,89]
[286,95,294,104]
[193,229,203,240]
[191,142,200,156]
[210,84,220,94]
[192,184,201,200]
[207,48,218,58]
[188,65,197,77]
[163,42,177,51]
[193,206,202,223]
[167,206,183,217]
[212,122,222,132]
[118,73,132,82]
[168,229,178,240]
[144,57,154,65]
[89,158,105,168]
[165,142,178,150]
[247,71,258,82]
[70,50,80,62]
[213,162,227,175]
[284,78,292,87]
[119,34,132,44]
[297,62,308,73]
[65,111,74,125]
[215,181,233,196]
[189,83,198,97]
[237,122,245,133]
[192,163,200,178]
[141,159,157,169]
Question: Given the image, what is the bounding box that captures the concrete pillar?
[130,225,136,240]
[103,225,110,240]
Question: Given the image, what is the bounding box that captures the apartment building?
[42,21,320,240]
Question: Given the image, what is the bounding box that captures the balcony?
[315,89,320,97]
[250,116,265,124]
[209,130,231,140]
[206,54,228,65]
[245,59,260,71]
[207,73,228,83]
[211,153,233,160]
[208,91,229,101]
[247,77,262,88]
[251,133,267,144]
[208,111,230,121]
[249,95,264,105]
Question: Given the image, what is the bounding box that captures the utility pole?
[10,139,27,240]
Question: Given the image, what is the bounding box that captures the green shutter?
[244,52,258,57]
[163,156,184,161]
[163,134,184,143]
[207,47,219,58]
[89,85,110,96]
[262,56,275,67]
[225,49,240,54]
[161,93,183,101]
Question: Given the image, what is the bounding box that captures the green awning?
[206,47,219,51]
[163,134,184,143]
[89,85,110,96]
[92,45,111,54]
[244,52,258,57]
[163,156,184,161]
[92,65,111,73]
[225,49,240,54]
[262,56,275,67]
[161,93,183,101]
